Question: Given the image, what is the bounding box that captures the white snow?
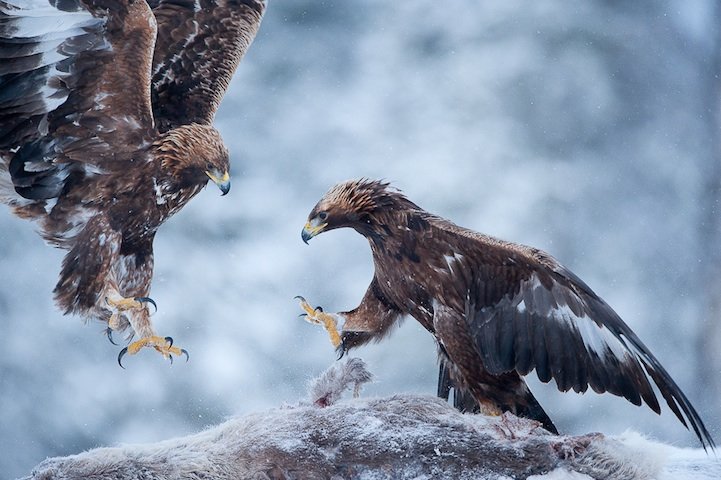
[1,1,719,478]
[19,384,720,480]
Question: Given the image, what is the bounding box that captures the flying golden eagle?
[0,0,265,365]
[297,178,715,450]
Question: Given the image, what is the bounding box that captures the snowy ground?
[2,1,721,477]
[21,360,721,480]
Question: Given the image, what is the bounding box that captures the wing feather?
[149,0,266,131]
[530,312,552,383]
[496,306,515,370]
[1,0,158,200]
[464,250,715,451]
[513,306,534,375]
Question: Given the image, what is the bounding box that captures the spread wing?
[464,245,715,450]
[148,0,266,132]
[0,0,157,199]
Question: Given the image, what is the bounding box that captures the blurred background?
[2,0,721,476]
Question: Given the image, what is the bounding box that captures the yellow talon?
[107,297,143,310]
[106,296,157,313]
[296,296,342,348]
[117,336,189,368]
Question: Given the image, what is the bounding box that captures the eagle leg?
[295,296,342,348]
[117,336,189,368]
[105,296,155,346]
[106,296,157,313]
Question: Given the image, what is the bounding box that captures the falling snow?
[1,1,720,478]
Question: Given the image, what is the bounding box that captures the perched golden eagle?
[297,179,715,450]
[0,0,265,365]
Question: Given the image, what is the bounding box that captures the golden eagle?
[0,0,265,365]
[297,178,715,450]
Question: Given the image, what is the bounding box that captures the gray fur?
[22,360,710,480]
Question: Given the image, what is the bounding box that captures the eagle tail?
[437,361,451,400]
[438,363,557,433]
[438,361,480,412]
[453,389,482,414]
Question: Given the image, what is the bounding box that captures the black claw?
[315,306,324,313]
[181,349,189,362]
[336,339,347,361]
[298,312,308,318]
[106,328,118,346]
[164,336,173,347]
[118,347,128,369]
[168,354,174,365]
[135,296,158,313]
[294,295,306,302]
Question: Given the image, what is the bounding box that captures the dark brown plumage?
[0,0,265,363]
[300,178,715,451]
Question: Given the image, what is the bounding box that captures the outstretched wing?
[0,0,157,199]
[465,247,715,451]
[149,0,266,132]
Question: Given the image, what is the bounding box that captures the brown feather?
[150,0,267,131]
[305,178,715,451]
[0,0,261,346]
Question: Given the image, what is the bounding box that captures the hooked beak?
[302,218,327,244]
[206,170,231,196]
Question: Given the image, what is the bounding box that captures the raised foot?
[117,335,189,368]
[295,295,342,348]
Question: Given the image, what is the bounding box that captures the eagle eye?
[206,162,214,171]
[318,211,328,221]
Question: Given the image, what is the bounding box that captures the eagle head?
[156,124,231,195]
[302,178,412,243]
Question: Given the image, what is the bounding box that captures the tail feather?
[437,362,558,434]
[437,362,480,413]
[437,361,451,400]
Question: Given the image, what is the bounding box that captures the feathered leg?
[54,219,188,366]
[108,238,188,367]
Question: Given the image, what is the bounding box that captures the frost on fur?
[22,360,720,480]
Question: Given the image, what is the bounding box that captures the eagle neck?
[364,208,423,258]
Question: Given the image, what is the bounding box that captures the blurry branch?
[22,359,719,480]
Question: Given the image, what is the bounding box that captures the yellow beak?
[206,170,231,195]
[302,219,327,244]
